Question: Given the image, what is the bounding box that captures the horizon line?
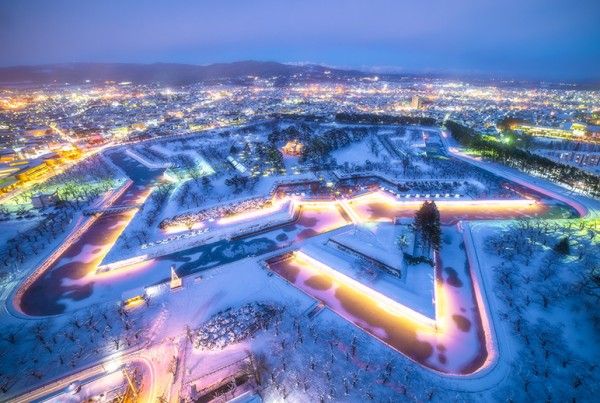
[0,59,598,85]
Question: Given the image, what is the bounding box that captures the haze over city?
[0,1,599,402]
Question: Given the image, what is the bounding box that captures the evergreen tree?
[553,237,570,255]
[414,201,441,251]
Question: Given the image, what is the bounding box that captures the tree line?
[446,120,600,197]
[335,113,438,126]
[300,128,355,164]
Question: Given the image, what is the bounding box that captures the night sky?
[1,0,599,80]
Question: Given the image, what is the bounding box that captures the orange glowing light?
[217,199,288,225]
[293,251,437,329]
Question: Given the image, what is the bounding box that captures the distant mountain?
[0,61,367,86]
[0,61,597,89]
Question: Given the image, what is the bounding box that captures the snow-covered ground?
[3,120,599,402]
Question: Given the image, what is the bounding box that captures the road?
[10,349,156,403]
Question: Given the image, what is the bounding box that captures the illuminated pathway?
[8,145,589,401]
[14,172,564,319]
[5,121,596,403]
[347,190,548,223]
[268,234,486,374]
[15,151,164,316]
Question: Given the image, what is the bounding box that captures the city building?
[16,160,50,182]
[281,139,304,156]
[411,95,423,109]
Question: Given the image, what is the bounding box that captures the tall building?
[411,95,423,109]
